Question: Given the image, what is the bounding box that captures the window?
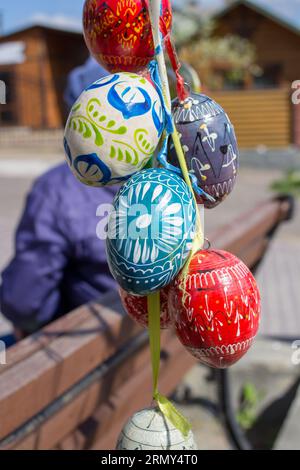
[0,69,17,125]
[254,64,283,89]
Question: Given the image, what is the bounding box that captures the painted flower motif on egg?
[116,408,197,450]
[64,73,164,187]
[120,286,171,329]
[106,168,196,295]
[168,93,239,208]
[168,250,261,368]
[83,0,172,73]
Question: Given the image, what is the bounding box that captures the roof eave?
[0,24,82,40]
[213,0,300,37]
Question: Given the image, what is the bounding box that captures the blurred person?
[0,57,118,339]
[64,56,108,108]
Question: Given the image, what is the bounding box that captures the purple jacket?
[64,57,108,108]
[0,164,118,333]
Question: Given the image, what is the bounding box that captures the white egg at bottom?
[116,408,197,450]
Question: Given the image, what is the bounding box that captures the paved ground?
[241,146,300,171]
[176,338,300,450]
[0,147,299,449]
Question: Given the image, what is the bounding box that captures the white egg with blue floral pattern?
[106,168,196,295]
[64,73,164,187]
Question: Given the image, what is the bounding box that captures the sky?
[0,0,223,34]
[0,0,84,33]
[0,0,299,35]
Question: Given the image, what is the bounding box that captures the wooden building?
[0,24,89,129]
[214,0,300,88]
[211,0,300,148]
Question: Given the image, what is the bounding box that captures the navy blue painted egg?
[169,93,239,208]
[106,168,196,295]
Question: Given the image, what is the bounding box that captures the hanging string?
[147,292,191,438]
[149,59,215,204]
[144,0,207,439]
[159,17,188,103]
[148,59,174,136]
[148,1,204,248]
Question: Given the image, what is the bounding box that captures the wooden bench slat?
[1,339,150,450]
[59,333,196,451]
[0,301,142,441]
[2,331,195,450]
[237,237,269,270]
[1,304,95,374]
[210,199,285,255]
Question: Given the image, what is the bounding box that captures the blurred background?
[0,0,300,450]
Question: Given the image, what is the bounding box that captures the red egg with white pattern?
[83,0,172,73]
[168,250,261,368]
[120,287,171,329]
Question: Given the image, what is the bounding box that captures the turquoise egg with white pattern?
[106,168,196,295]
[64,73,164,187]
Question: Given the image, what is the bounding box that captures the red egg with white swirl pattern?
[168,250,261,368]
[83,0,172,73]
[120,287,171,329]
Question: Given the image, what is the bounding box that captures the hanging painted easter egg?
[120,286,171,329]
[106,168,196,295]
[168,250,261,368]
[83,0,172,73]
[116,408,197,450]
[64,73,164,187]
[168,93,239,208]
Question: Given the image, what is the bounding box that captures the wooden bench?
[0,195,293,451]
